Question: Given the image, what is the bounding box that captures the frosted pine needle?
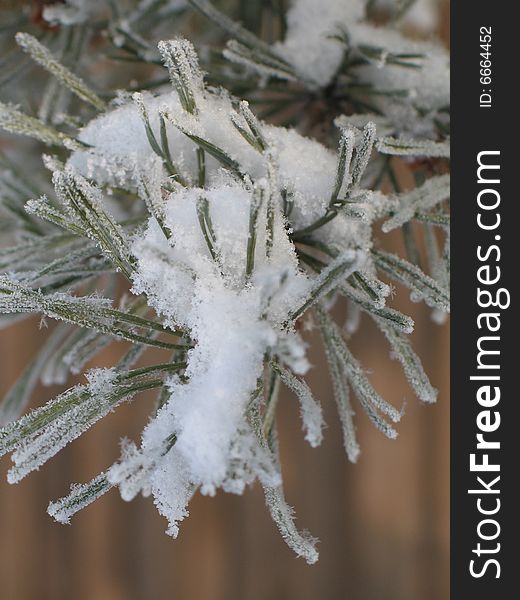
[0,0,449,562]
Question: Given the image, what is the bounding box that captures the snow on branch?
[0,1,449,560]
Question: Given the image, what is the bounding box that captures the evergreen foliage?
[0,0,449,562]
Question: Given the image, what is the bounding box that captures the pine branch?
[0,1,450,557]
[373,316,437,403]
[339,283,414,333]
[376,136,450,158]
[0,102,83,149]
[15,33,106,111]
[319,318,360,463]
[53,170,134,278]
[158,39,203,115]
[272,360,324,448]
[48,474,113,524]
[247,393,319,565]
[164,112,245,180]
[316,305,402,440]
[187,0,292,70]
[0,362,186,463]
[0,277,186,349]
[372,249,450,312]
[289,250,364,322]
[382,174,450,233]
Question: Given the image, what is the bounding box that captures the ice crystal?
[0,0,449,563]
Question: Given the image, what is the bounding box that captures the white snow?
[350,23,450,113]
[6,31,445,542]
[69,91,343,233]
[60,40,391,534]
[258,0,449,135]
[131,178,309,508]
[274,0,366,87]
[0,0,449,559]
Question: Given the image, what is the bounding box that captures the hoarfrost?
[0,26,449,557]
[276,364,324,448]
[130,178,309,511]
[48,474,112,524]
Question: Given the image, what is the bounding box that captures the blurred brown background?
[0,291,449,600]
[0,2,450,599]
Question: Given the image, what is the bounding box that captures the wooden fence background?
[0,290,449,600]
